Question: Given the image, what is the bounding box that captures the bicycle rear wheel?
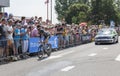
[45,44,52,57]
[37,45,44,59]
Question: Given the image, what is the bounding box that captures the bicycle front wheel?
[37,45,44,59]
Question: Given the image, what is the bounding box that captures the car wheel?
[95,42,98,45]
[116,39,118,43]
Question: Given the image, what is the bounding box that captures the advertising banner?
[48,36,58,49]
[81,34,92,43]
[29,37,40,53]
[29,36,59,53]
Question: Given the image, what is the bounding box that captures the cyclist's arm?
[44,33,50,43]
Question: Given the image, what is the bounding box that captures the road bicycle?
[37,41,52,59]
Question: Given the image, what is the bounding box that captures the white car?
[95,28,119,45]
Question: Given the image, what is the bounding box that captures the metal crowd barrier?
[0,38,29,62]
[0,34,93,63]
[57,33,93,49]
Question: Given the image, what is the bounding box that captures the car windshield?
[98,29,112,35]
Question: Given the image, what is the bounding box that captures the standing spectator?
[91,29,96,41]
[30,25,39,37]
[82,26,87,35]
[14,23,21,56]
[66,26,71,46]
[0,19,7,57]
[6,19,16,56]
[20,25,29,57]
[0,12,3,22]
[8,13,15,22]
[28,17,34,25]
[34,16,38,22]
[56,24,64,49]
[76,26,81,44]
[62,24,67,48]
[38,17,42,25]
[0,25,4,57]
[4,12,8,20]
[21,16,27,25]
[0,19,6,57]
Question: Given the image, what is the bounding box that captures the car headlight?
[108,36,114,39]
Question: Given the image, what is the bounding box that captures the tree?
[55,0,68,20]
[55,0,90,21]
[66,3,90,24]
[115,0,120,11]
[55,0,120,25]
[91,0,118,24]
[115,0,120,24]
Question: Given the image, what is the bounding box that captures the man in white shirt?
[6,19,16,56]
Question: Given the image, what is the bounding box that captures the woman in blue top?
[14,24,21,55]
[20,25,29,54]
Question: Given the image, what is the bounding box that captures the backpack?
[0,25,6,37]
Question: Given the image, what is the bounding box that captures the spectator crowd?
[0,12,100,60]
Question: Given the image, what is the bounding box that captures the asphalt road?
[0,38,120,76]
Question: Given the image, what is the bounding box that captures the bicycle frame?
[38,39,51,59]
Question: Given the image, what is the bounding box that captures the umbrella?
[79,22,87,26]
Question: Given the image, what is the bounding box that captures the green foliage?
[72,16,77,23]
[78,12,87,22]
[90,0,119,24]
[55,0,120,25]
[66,3,90,24]
[55,0,89,22]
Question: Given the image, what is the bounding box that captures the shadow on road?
[95,42,119,45]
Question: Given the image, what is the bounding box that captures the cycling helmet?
[39,29,44,34]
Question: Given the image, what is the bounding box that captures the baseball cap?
[9,13,13,17]
[8,19,14,23]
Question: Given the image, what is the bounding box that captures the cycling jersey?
[39,29,50,40]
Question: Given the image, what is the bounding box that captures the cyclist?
[37,25,50,43]
[37,25,51,57]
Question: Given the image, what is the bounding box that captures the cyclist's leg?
[38,44,44,59]
[44,40,51,57]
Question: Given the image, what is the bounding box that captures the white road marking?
[103,48,108,50]
[61,66,75,72]
[88,53,97,57]
[47,51,74,60]
[115,55,120,61]
[48,56,62,60]
[58,51,74,56]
